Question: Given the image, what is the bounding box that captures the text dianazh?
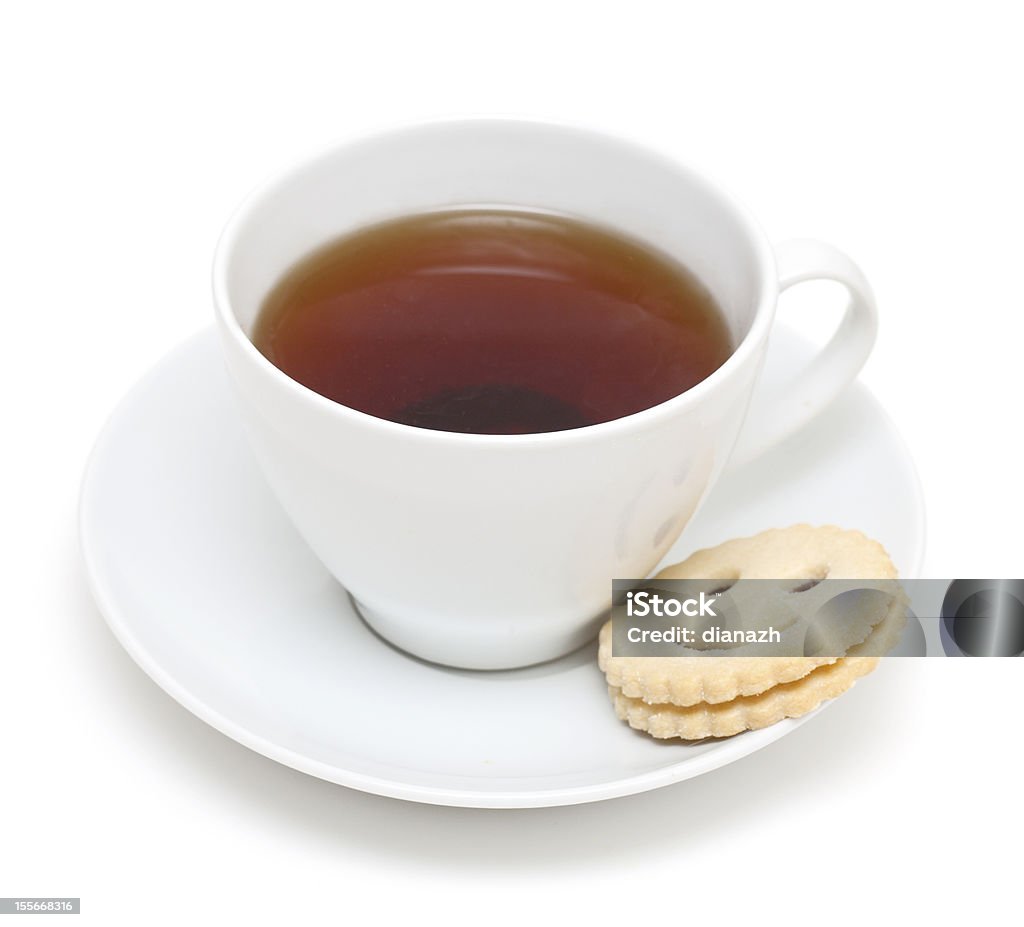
[625,625,782,644]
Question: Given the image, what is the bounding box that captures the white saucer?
[80,326,924,808]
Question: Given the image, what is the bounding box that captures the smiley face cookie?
[599,525,906,739]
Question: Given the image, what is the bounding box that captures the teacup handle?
[727,238,878,470]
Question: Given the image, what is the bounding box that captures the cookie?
[656,525,899,582]
[599,622,836,706]
[610,656,879,740]
[599,525,905,707]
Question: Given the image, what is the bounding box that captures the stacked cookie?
[598,525,907,739]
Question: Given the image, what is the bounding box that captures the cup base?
[351,597,602,671]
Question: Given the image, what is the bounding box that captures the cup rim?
[212,116,779,447]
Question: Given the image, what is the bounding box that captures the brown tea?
[253,209,732,434]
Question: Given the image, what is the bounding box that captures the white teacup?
[213,119,876,670]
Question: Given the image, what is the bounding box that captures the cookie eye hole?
[788,568,829,594]
[707,575,739,596]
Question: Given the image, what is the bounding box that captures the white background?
[3,1,1022,923]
